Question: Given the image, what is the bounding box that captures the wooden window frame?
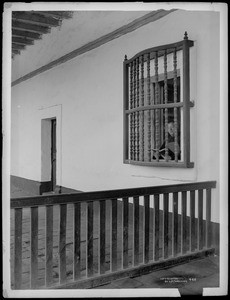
[123,32,194,168]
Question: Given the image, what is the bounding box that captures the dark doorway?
[51,118,56,191]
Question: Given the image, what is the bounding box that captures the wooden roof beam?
[12,29,42,40]
[12,43,26,50]
[35,11,73,19]
[12,36,34,45]
[12,20,51,34]
[12,11,61,27]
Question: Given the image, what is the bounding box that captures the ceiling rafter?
[12,12,61,27]
[12,29,42,40]
[12,11,73,58]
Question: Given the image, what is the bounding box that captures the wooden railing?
[11,181,216,289]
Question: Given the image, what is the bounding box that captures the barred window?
[123,32,194,168]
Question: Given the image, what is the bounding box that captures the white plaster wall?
[11,10,220,222]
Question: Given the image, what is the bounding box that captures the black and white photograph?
[2,2,228,297]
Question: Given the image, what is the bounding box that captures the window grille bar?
[136,57,140,161]
[45,205,53,287]
[172,192,179,257]
[183,32,191,166]
[163,193,169,259]
[74,203,81,279]
[99,200,106,274]
[133,196,139,266]
[198,189,204,250]
[14,208,22,289]
[147,53,151,161]
[59,204,67,284]
[141,55,145,161]
[155,51,160,161]
[87,202,94,277]
[111,199,118,271]
[144,195,150,263]
[122,197,129,269]
[173,48,179,162]
[133,59,137,161]
[181,191,187,254]
[154,194,160,261]
[190,190,196,252]
[30,206,38,288]
[164,50,169,161]
[129,62,134,160]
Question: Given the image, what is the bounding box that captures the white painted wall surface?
[11,10,220,222]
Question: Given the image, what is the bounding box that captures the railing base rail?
[51,248,215,290]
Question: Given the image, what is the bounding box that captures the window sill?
[124,159,194,168]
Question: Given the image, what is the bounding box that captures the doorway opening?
[41,118,57,193]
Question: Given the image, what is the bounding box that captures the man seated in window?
[152,122,181,161]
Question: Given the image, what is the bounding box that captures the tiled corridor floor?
[93,255,219,295]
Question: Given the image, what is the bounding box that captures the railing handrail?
[11,181,216,209]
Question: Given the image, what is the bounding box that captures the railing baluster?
[59,204,67,284]
[133,196,139,266]
[74,203,81,280]
[144,195,150,263]
[123,197,129,269]
[181,191,187,254]
[198,189,204,250]
[14,208,22,289]
[99,200,106,274]
[163,193,169,259]
[154,194,160,261]
[111,199,117,272]
[46,205,53,287]
[206,189,212,248]
[87,201,94,277]
[173,192,179,257]
[31,206,38,288]
[190,191,196,252]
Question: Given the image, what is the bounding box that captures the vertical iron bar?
[155,51,160,161]
[136,57,140,161]
[147,53,151,161]
[123,55,129,162]
[141,54,145,161]
[183,31,191,166]
[164,50,169,161]
[173,48,179,162]
[87,202,94,277]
